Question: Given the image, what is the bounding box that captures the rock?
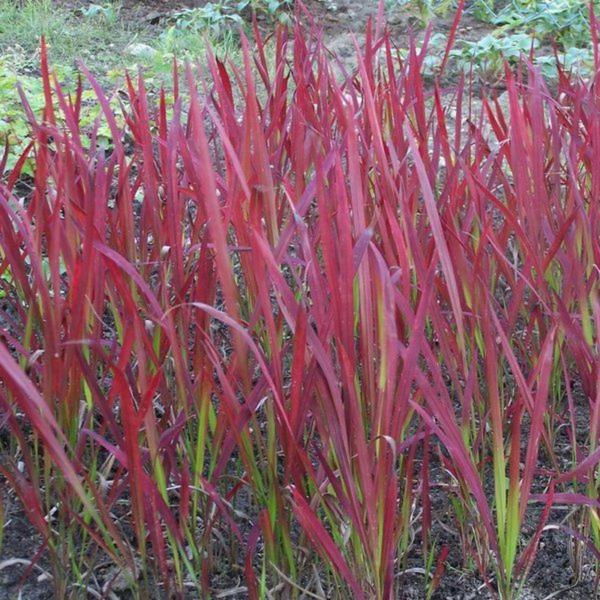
[125,43,158,60]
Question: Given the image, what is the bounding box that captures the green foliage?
[388,0,596,80]
[78,2,121,24]
[0,58,45,173]
[470,0,597,50]
[452,32,539,75]
[388,0,456,24]
[0,0,144,73]
[536,45,595,77]
[0,0,249,171]
[448,0,597,79]
[492,0,597,48]
[471,0,496,22]
[160,4,242,54]
[169,2,246,39]
[162,0,291,49]
[0,57,119,173]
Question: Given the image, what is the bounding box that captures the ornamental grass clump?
[1,12,600,599]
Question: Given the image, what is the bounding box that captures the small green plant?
[388,0,456,25]
[536,46,595,78]
[170,2,245,38]
[458,0,597,79]
[452,32,539,78]
[162,0,290,49]
[0,58,46,172]
[470,0,496,22]
[79,2,120,25]
[0,56,121,173]
[488,0,598,48]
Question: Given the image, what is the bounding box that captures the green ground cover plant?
[2,3,600,599]
[390,0,597,78]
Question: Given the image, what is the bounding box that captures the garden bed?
[2,2,600,599]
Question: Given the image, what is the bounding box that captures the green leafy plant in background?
[0,59,45,173]
[0,57,121,173]
[477,0,598,49]
[167,2,246,41]
[78,2,121,25]
[496,0,597,46]
[470,0,495,22]
[536,45,595,78]
[162,0,291,51]
[451,32,539,78]
[454,0,597,79]
[387,0,456,25]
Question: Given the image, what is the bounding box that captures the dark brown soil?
[0,490,53,600]
[303,0,503,73]
[2,482,597,598]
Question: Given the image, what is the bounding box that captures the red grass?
[1,15,600,599]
